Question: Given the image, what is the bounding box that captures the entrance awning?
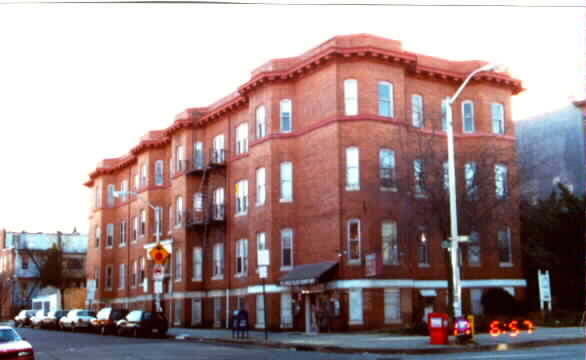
[279,261,337,286]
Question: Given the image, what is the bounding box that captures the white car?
[59,309,97,331]
[0,326,35,359]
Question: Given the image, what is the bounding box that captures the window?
[213,243,224,278]
[175,196,184,226]
[119,264,125,289]
[212,134,224,163]
[256,294,265,328]
[235,123,249,155]
[441,99,448,132]
[95,265,100,290]
[131,260,137,288]
[133,174,139,192]
[139,256,145,284]
[470,289,483,315]
[347,219,361,263]
[193,142,204,169]
[349,288,363,325]
[417,227,430,266]
[378,81,393,117]
[105,265,113,290]
[140,163,148,188]
[191,298,202,325]
[168,206,172,234]
[192,247,202,281]
[120,180,128,201]
[140,209,146,236]
[175,249,182,281]
[256,168,266,206]
[384,289,401,323]
[467,232,480,266]
[236,239,248,276]
[344,79,358,115]
[256,232,267,266]
[235,180,248,215]
[256,105,267,139]
[281,229,293,269]
[497,228,512,265]
[21,256,28,270]
[213,188,225,220]
[443,161,449,192]
[175,144,185,172]
[412,94,424,128]
[174,299,183,326]
[95,185,102,208]
[379,148,396,189]
[465,162,478,199]
[107,184,115,207]
[346,147,360,190]
[495,164,508,199]
[280,293,293,328]
[462,100,475,133]
[132,216,138,242]
[106,224,114,248]
[95,226,101,248]
[280,162,293,202]
[492,103,505,134]
[193,192,203,213]
[382,221,399,265]
[280,99,292,132]
[414,159,425,195]
[155,160,164,186]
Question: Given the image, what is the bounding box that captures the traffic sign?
[149,244,170,265]
[153,263,165,280]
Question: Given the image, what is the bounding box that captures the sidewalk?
[168,326,585,355]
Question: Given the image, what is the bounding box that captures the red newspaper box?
[428,312,449,345]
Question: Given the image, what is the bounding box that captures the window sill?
[105,246,113,249]
[256,202,265,207]
[191,278,202,282]
[418,263,431,268]
[414,193,427,199]
[120,244,126,248]
[235,273,247,278]
[384,319,401,324]
[280,266,293,272]
[235,212,248,217]
[174,278,182,283]
[347,260,361,266]
[280,323,293,329]
[349,320,364,326]
[380,187,398,192]
[279,199,293,203]
[345,186,360,192]
[255,324,265,329]
[499,262,513,268]
[383,262,400,266]
[211,275,224,281]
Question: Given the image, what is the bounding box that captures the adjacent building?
[84,34,525,332]
[516,100,585,202]
[0,230,87,318]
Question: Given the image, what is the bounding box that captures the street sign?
[258,249,270,266]
[154,279,163,294]
[153,263,165,280]
[149,244,170,265]
[258,266,268,279]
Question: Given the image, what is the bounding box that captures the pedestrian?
[231,309,240,339]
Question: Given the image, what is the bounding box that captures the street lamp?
[444,63,505,319]
[113,190,163,312]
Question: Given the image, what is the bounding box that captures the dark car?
[0,326,35,359]
[116,310,168,338]
[13,310,36,328]
[92,308,129,335]
[39,310,69,330]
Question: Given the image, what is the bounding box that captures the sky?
[0,0,584,234]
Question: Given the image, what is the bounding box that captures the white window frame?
[280,99,293,133]
[235,239,248,276]
[140,163,148,188]
[175,196,184,227]
[95,265,100,290]
[492,103,505,134]
[462,100,475,133]
[120,181,128,202]
[348,288,363,325]
[379,148,396,190]
[235,123,249,155]
[346,147,360,191]
[465,162,478,199]
[412,94,424,128]
[175,249,183,281]
[213,243,224,279]
[281,228,293,270]
[193,141,204,169]
[191,298,202,326]
[131,260,137,288]
[155,160,164,186]
[256,232,267,266]
[377,81,394,117]
[256,294,265,328]
[384,288,401,324]
[132,216,138,242]
[140,209,146,237]
[106,224,114,248]
[213,187,225,220]
[133,174,139,192]
[107,184,115,207]
[119,263,126,289]
[256,167,266,206]
[495,164,508,199]
[176,144,185,173]
[344,79,358,116]
[382,221,399,265]
[280,162,293,202]
[256,105,267,139]
[192,247,202,281]
[213,134,225,163]
[414,159,425,196]
[95,226,101,248]
[235,180,249,215]
[497,228,513,266]
[347,219,361,264]
[280,293,293,328]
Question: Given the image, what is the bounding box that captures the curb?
[171,335,585,355]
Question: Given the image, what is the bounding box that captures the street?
[15,327,584,360]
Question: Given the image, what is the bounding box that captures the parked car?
[39,310,69,330]
[59,309,97,331]
[30,310,48,329]
[0,326,35,359]
[13,310,36,328]
[116,310,168,337]
[92,308,129,335]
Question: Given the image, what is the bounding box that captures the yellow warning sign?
[149,244,169,265]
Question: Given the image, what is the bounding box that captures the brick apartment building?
[84,34,525,332]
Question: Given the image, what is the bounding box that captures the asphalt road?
[13,327,585,360]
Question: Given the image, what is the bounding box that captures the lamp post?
[113,190,162,311]
[444,63,505,318]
